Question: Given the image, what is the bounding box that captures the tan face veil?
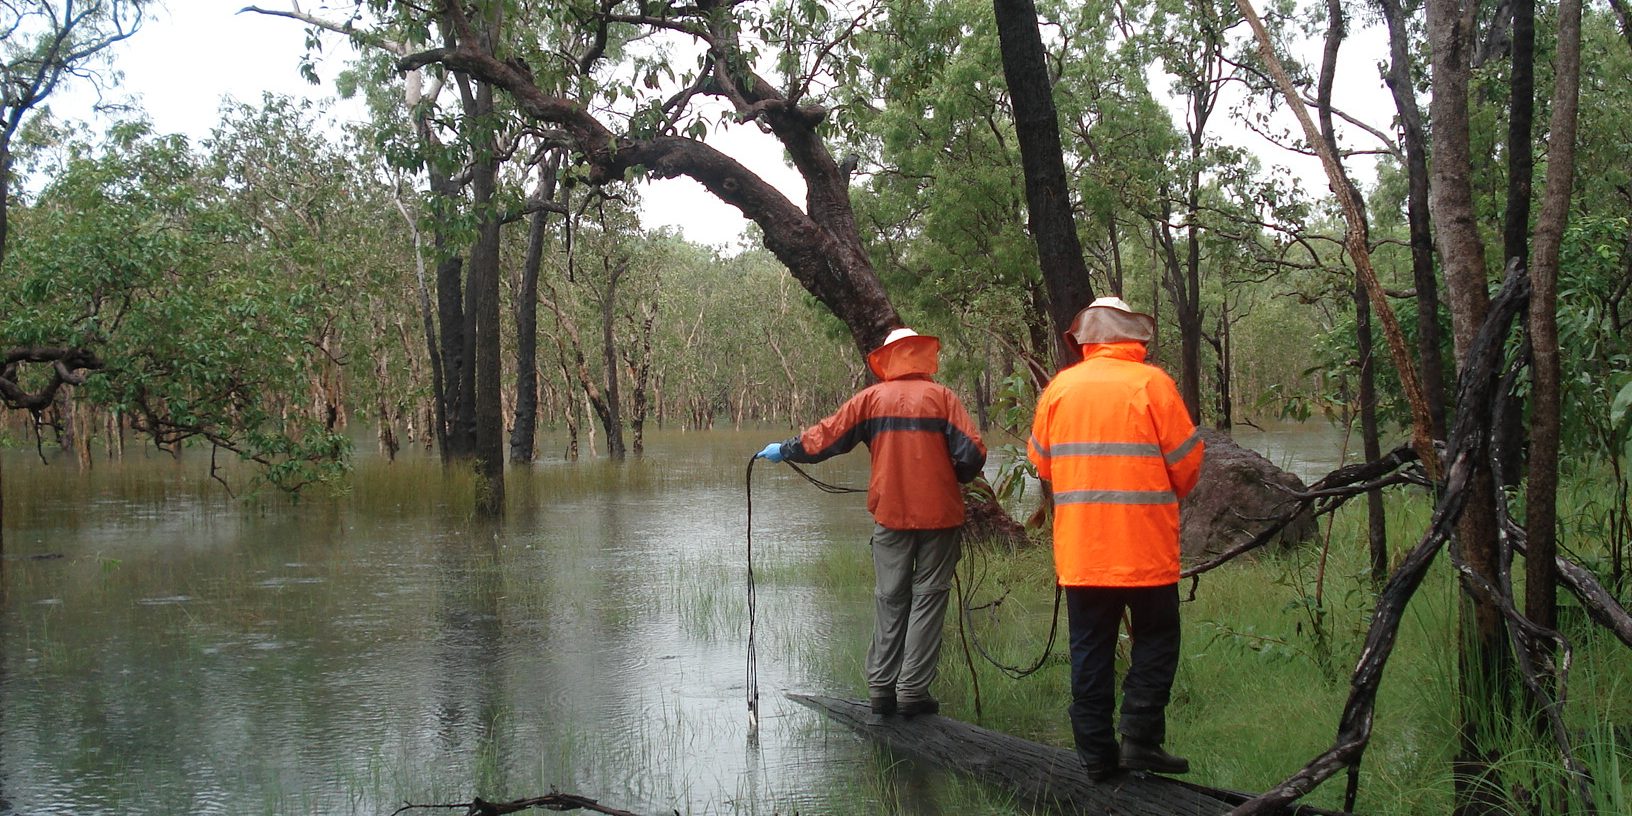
[1064,297,1156,346]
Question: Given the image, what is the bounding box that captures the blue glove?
[756,442,785,463]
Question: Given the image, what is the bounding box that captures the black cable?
[958,542,1064,680]
[745,454,759,726]
[783,460,865,494]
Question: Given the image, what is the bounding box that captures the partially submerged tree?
[0,0,147,554]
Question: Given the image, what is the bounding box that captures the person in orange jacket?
[756,327,987,723]
[1027,297,1204,781]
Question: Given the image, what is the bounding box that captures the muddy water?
[0,423,1347,815]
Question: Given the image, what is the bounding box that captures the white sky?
[46,2,1393,249]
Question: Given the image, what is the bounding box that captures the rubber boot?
[1077,744,1121,782]
[866,694,896,726]
[1119,740,1189,774]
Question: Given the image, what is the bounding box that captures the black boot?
[1119,740,1189,774]
[866,694,896,726]
[897,696,940,718]
[1077,745,1121,782]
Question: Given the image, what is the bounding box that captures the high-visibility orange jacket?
[780,338,986,530]
[1027,341,1203,587]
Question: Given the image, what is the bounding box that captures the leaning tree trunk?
[990,0,1096,367]
[399,2,902,356]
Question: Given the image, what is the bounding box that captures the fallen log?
[389,792,640,816]
[790,693,1347,816]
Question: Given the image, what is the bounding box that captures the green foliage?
[3,114,360,490]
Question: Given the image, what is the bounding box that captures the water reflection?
[0,430,958,815]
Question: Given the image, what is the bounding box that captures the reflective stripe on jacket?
[782,345,986,530]
[1027,341,1203,586]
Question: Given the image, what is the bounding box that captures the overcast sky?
[49,3,1392,250]
[46,3,797,247]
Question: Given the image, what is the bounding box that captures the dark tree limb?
[394,0,900,354]
[1228,261,1531,815]
[0,347,104,411]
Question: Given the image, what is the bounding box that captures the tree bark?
[990,0,1096,368]
[1376,0,1449,440]
[510,157,559,464]
[1495,0,1536,491]
[1503,0,1535,272]
[1525,0,1583,641]
[1611,0,1632,50]
[598,255,627,460]
[1423,2,1508,812]
[462,75,506,515]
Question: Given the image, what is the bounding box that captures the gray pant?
[866,524,962,702]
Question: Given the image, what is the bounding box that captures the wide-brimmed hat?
[1065,296,1156,346]
[867,327,941,380]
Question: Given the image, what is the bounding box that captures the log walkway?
[790,694,1347,816]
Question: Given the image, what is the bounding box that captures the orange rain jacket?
[779,337,987,530]
[1027,341,1204,587]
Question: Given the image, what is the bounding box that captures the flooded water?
[1231,421,1373,485]
[1,423,1349,815]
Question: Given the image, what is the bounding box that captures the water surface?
[2,430,962,815]
[1,423,1349,814]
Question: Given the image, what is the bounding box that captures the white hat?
[1089,296,1135,312]
[867,326,941,379]
[880,327,921,348]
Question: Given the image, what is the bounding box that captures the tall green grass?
[801,484,1632,814]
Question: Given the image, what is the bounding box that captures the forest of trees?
[4,0,1632,812]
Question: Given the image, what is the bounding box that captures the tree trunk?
[1495,0,1537,490]
[990,0,1096,367]
[393,182,452,461]
[1377,0,1449,440]
[1424,2,1508,812]
[624,294,658,457]
[464,78,506,516]
[1315,0,1387,584]
[510,159,559,464]
[1180,156,1205,422]
[436,240,471,459]
[1503,0,1536,272]
[1525,0,1582,642]
[599,258,626,460]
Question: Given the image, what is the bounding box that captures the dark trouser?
[1064,583,1181,762]
[866,525,962,703]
